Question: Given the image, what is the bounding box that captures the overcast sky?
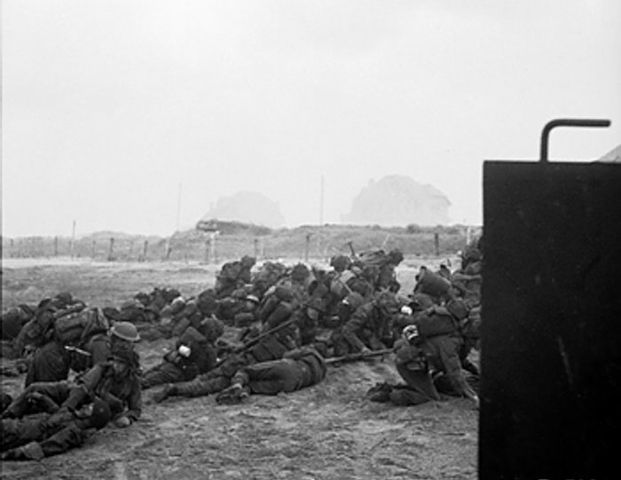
[2,0,620,237]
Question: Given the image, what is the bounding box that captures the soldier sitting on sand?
[215,256,256,299]
[141,318,222,389]
[153,287,300,403]
[4,322,142,428]
[331,291,400,356]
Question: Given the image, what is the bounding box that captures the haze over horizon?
[3,1,620,238]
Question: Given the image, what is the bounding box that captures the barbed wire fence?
[1,227,480,265]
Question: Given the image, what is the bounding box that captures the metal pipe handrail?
[540,118,611,162]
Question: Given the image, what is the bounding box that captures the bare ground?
[1,258,477,480]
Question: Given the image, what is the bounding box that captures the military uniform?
[23,303,108,385]
[424,333,477,401]
[339,294,398,354]
[156,299,298,400]
[5,353,142,424]
[390,338,441,405]
[2,418,95,460]
[413,302,478,401]
[1,409,88,452]
[141,326,218,389]
[75,355,142,422]
[215,256,255,298]
[217,347,326,402]
[25,341,70,387]
[1,305,35,343]
[1,399,110,460]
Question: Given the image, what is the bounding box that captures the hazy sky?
[2,0,620,237]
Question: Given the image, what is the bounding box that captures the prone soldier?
[1,398,111,460]
[215,346,327,404]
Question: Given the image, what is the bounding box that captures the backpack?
[55,308,109,345]
[219,261,243,283]
[253,262,286,284]
[415,311,457,338]
[357,249,389,268]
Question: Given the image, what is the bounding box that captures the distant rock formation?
[200,191,285,228]
[343,175,451,226]
[598,144,621,163]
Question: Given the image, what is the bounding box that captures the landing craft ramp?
[479,119,621,479]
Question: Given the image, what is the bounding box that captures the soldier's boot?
[27,392,60,414]
[0,393,13,414]
[215,383,250,405]
[389,387,432,406]
[365,382,394,403]
[462,359,480,377]
[153,383,177,403]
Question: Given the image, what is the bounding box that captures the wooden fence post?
[434,232,440,257]
[140,240,149,262]
[254,238,260,260]
[107,237,115,261]
[70,220,76,259]
[304,233,311,262]
[204,238,211,264]
[209,232,218,264]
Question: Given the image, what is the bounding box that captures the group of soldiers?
[0,240,483,460]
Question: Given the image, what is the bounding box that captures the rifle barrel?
[213,317,297,368]
[326,348,393,365]
[64,345,92,356]
[236,316,296,352]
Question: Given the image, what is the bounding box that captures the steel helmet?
[330,255,351,272]
[245,294,260,304]
[446,299,469,321]
[110,321,140,342]
[159,305,174,319]
[89,398,112,430]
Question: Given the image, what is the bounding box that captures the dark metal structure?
[479,119,620,479]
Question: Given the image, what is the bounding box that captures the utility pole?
[176,182,182,233]
[319,175,324,226]
[318,175,324,260]
[70,220,76,259]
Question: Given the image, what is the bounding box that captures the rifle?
[380,234,391,250]
[0,365,20,377]
[213,316,298,368]
[326,347,393,365]
[346,241,358,260]
[236,316,297,352]
[54,303,87,320]
[64,345,92,357]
